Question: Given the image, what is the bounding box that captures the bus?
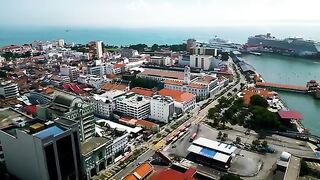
[185,123,191,128]
[189,133,197,142]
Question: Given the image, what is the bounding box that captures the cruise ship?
[246,33,320,57]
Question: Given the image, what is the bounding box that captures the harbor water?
[244,54,320,135]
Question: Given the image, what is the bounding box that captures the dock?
[256,82,307,93]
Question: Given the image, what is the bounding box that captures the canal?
[243,54,320,136]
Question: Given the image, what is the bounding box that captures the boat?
[246,33,320,57]
[249,52,262,56]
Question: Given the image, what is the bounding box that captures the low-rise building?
[77,75,106,89]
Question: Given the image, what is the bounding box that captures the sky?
[1,0,320,27]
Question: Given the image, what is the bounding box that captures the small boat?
[249,52,262,56]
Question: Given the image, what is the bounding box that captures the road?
[112,149,155,180]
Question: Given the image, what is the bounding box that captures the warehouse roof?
[192,137,237,155]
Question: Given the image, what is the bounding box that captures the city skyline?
[1,0,320,27]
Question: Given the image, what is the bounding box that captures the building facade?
[115,92,150,119]
[0,118,82,180]
[0,81,19,99]
[150,95,174,123]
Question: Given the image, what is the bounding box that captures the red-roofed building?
[24,105,37,116]
[158,89,196,114]
[151,167,197,180]
[278,111,303,120]
[130,87,156,97]
[123,162,153,180]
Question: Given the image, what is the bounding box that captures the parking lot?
[162,123,271,178]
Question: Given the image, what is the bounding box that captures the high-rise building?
[88,41,103,60]
[183,66,191,85]
[96,41,103,59]
[186,38,196,52]
[58,39,65,47]
[150,95,174,123]
[0,117,82,180]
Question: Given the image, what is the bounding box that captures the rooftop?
[0,108,32,129]
[151,167,197,180]
[192,137,237,155]
[278,110,304,120]
[92,90,126,102]
[101,82,128,91]
[33,125,65,139]
[117,93,150,107]
[81,137,112,156]
[242,88,277,105]
[140,69,185,80]
[123,162,153,180]
[187,144,231,163]
[96,119,142,134]
[129,87,156,97]
[158,89,195,103]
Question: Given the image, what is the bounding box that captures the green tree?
[300,159,310,176]
[252,139,260,147]
[220,52,229,61]
[0,71,7,78]
[249,106,280,129]
[250,95,268,108]
[151,44,159,51]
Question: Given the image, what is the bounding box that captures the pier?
[256,82,307,93]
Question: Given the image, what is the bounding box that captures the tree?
[0,71,7,78]
[220,52,229,61]
[262,140,268,148]
[151,44,159,51]
[236,137,241,144]
[300,159,310,176]
[250,95,268,108]
[252,139,260,147]
[218,131,223,139]
[249,106,280,129]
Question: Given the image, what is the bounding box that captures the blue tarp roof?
[199,147,217,158]
[34,126,65,139]
[316,152,320,159]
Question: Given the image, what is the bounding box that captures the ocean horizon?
[1,25,320,47]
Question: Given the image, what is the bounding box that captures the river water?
[244,54,320,135]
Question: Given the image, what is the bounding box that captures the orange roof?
[141,69,184,80]
[158,88,195,103]
[151,167,196,180]
[242,88,276,105]
[123,162,153,180]
[130,87,156,97]
[123,174,137,180]
[136,119,158,129]
[101,82,128,91]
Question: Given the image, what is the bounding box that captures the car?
[265,147,276,153]
[172,145,176,148]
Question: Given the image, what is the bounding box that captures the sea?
[1,24,320,135]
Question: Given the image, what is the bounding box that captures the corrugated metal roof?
[192,137,237,155]
[187,144,231,163]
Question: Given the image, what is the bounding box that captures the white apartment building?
[150,56,172,66]
[96,41,103,59]
[190,54,215,70]
[150,95,174,123]
[115,92,150,119]
[90,90,126,118]
[0,81,19,99]
[58,39,65,47]
[77,75,106,89]
[60,65,79,82]
[88,65,105,77]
